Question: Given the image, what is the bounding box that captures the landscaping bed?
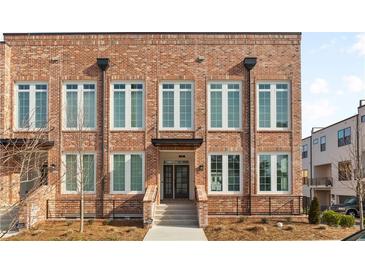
[204,218,358,241]
[2,220,147,241]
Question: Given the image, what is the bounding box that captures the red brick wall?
[1,33,301,216]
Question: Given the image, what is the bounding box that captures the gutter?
[97,58,110,194]
[244,57,257,215]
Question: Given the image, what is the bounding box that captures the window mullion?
[271,84,276,129]
[29,85,36,128]
[78,84,83,129]
[126,84,131,129]
[125,154,131,192]
[174,84,180,129]
[223,154,228,192]
[222,84,228,129]
[272,154,277,192]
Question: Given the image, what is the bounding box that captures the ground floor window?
[62,153,96,193]
[208,153,242,194]
[110,152,144,193]
[258,153,290,193]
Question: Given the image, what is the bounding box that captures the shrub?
[238,217,247,223]
[260,218,269,224]
[87,219,94,225]
[321,210,341,227]
[339,215,355,228]
[308,197,321,224]
[285,217,293,224]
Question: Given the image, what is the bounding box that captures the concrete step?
[155,208,196,214]
[154,214,197,220]
[154,211,197,217]
[156,204,195,210]
[154,219,199,227]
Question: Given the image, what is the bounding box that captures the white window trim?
[62,81,97,131]
[208,152,243,195]
[257,152,291,195]
[207,81,242,131]
[14,82,48,131]
[256,81,291,131]
[110,81,145,131]
[61,152,97,194]
[159,81,194,131]
[110,152,145,194]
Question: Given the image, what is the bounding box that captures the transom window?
[63,83,96,130]
[257,82,290,130]
[258,153,290,193]
[15,83,48,130]
[208,153,242,194]
[62,153,96,193]
[338,127,351,147]
[208,82,242,130]
[159,82,194,130]
[111,82,144,129]
[110,153,145,193]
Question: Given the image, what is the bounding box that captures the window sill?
[208,192,243,195]
[62,129,98,133]
[13,128,50,133]
[208,130,243,133]
[257,129,292,133]
[256,192,291,195]
[159,129,195,132]
[110,129,145,132]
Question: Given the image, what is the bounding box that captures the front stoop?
[153,200,198,227]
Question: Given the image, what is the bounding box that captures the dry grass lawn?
[204,218,358,241]
[3,220,147,241]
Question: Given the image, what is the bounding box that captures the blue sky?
[302,32,365,137]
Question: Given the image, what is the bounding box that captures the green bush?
[308,197,321,224]
[339,215,355,228]
[321,210,341,227]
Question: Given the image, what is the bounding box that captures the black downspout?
[309,135,313,200]
[97,58,110,200]
[244,57,257,215]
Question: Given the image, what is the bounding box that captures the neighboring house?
[0,32,302,228]
[302,100,365,210]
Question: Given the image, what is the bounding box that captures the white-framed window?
[110,152,145,194]
[257,82,290,130]
[62,153,96,194]
[208,82,242,130]
[208,152,242,194]
[159,82,194,130]
[14,83,48,130]
[257,152,291,194]
[63,82,97,130]
[110,82,144,130]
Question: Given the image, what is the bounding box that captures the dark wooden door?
[175,165,189,198]
[163,165,173,199]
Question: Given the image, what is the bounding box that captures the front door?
[174,165,189,199]
[163,165,173,199]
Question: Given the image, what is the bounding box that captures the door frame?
[162,162,190,200]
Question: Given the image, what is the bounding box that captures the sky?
[301,32,365,137]
[1,32,364,138]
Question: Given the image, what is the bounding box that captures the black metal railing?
[310,177,333,187]
[208,196,308,216]
[46,199,143,219]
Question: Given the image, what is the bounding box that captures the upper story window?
[208,82,242,130]
[159,82,194,130]
[208,153,242,194]
[320,136,326,152]
[257,82,290,130]
[111,82,144,130]
[338,127,351,147]
[302,144,308,159]
[62,153,96,194]
[15,83,48,130]
[302,169,309,185]
[338,161,352,181]
[258,153,290,194]
[361,115,365,123]
[63,83,96,130]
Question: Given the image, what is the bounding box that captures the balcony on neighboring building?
[309,177,333,187]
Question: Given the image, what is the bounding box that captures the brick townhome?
[0,32,302,228]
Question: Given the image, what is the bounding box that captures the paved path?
[143,225,207,241]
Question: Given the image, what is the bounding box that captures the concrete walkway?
[143,225,208,241]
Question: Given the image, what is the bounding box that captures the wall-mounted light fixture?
[198,164,204,171]
[196,56,205,63]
